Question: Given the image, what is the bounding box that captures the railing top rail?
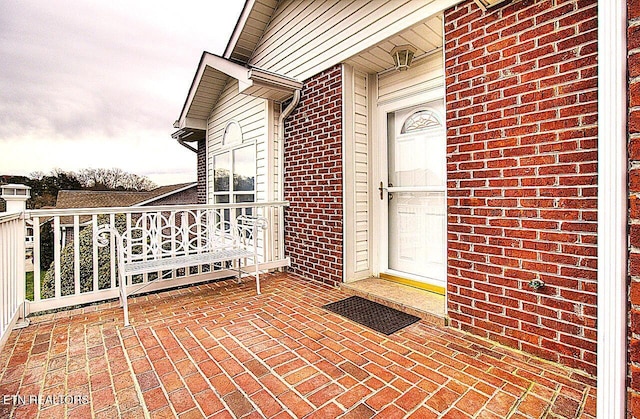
[0,212,22,223]
[25,200,290,218]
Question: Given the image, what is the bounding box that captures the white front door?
[380,99,446,289]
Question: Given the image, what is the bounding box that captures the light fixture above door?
[390,45,416,71]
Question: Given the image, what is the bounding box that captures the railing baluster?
[1,222,7,330]
[92,215,99,292]
[127,213,134,285]
[110,213,116,289]
[33,216,41,302]
[53,216,61,299]
[155,211,161,282]
[73,215,80,296]
[278,205,285,261]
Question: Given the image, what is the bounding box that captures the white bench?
[94,211,267,326]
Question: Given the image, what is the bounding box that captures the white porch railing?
[0,212,28,348]
[25,201,289,315]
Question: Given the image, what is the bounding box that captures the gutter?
[278,90,301,200]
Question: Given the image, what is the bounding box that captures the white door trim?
[597,1,627,416]
[373,88,445,282]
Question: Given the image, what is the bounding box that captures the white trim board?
[596,1,627,416]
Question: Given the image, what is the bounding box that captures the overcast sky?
[0,0,245,186]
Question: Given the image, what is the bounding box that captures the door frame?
[372,87,447,292]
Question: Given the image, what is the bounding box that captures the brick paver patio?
[0,273,596,418]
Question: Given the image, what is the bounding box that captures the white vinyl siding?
[354,70,370,274]
[343,64,371,282]
[250,0,447,80]
[206,79,268,204]
[377,51,444,104]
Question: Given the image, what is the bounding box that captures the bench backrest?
[95,210,266,263]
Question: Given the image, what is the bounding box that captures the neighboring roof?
[56,190,148,209]
[173,52,302,138]
[54,183,197,225]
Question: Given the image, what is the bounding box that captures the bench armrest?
[94,224,121,248]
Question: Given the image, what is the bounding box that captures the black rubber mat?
[322,296,420,335]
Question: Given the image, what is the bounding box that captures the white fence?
[0,212,27,348]
[25,202,289,314]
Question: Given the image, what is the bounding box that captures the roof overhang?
[173,52,302,135]
[224,0,280,62]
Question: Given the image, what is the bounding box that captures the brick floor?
[0,273,596,418]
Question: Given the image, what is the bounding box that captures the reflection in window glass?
[211,141,255,212]
[213,153,230,192]
[233,146,255,192]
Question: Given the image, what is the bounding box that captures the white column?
[597,2,627,417]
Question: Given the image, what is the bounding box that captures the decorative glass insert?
[223,121,242,145]
[400,110,441,134]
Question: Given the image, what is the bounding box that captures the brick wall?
[197,139,206,204]
[283,65,343,286]
[630,0,640,414]
[445,0,598,375]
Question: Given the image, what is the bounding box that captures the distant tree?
[23,169,82,208]
[76,168,155,191]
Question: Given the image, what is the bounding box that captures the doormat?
[322,296,420,335]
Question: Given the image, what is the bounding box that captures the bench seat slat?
[122,249,254,275]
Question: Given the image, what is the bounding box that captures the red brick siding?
[283,65,343,286]
[630,0,640,415]
[445,0,598,375]
[197,139,206,204]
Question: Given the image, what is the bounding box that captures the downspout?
[277,89,301,260]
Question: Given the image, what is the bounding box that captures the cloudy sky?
[0,0,245,186]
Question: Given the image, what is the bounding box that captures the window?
[223,121,242,146]
[400,110,441,134]
[210,121,255,218]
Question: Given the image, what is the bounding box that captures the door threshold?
[380,272,445,295]
[341,277,446,326]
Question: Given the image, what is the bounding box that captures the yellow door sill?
[380,273,445,295]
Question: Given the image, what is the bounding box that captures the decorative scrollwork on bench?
[93,209,268,326]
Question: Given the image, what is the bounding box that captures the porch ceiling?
[345,14,443,74]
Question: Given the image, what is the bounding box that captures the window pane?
[233,146,255,192]
[234,194,254,203]
[401,110,441,133]
[214,195,230,222]
[214,153,230,192]
[223,121,242,145]
[235,194,254,218]
[388,108,445,188]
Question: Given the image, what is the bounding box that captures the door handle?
[379,182,393,200]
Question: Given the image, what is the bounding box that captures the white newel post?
[1,184,31,328]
